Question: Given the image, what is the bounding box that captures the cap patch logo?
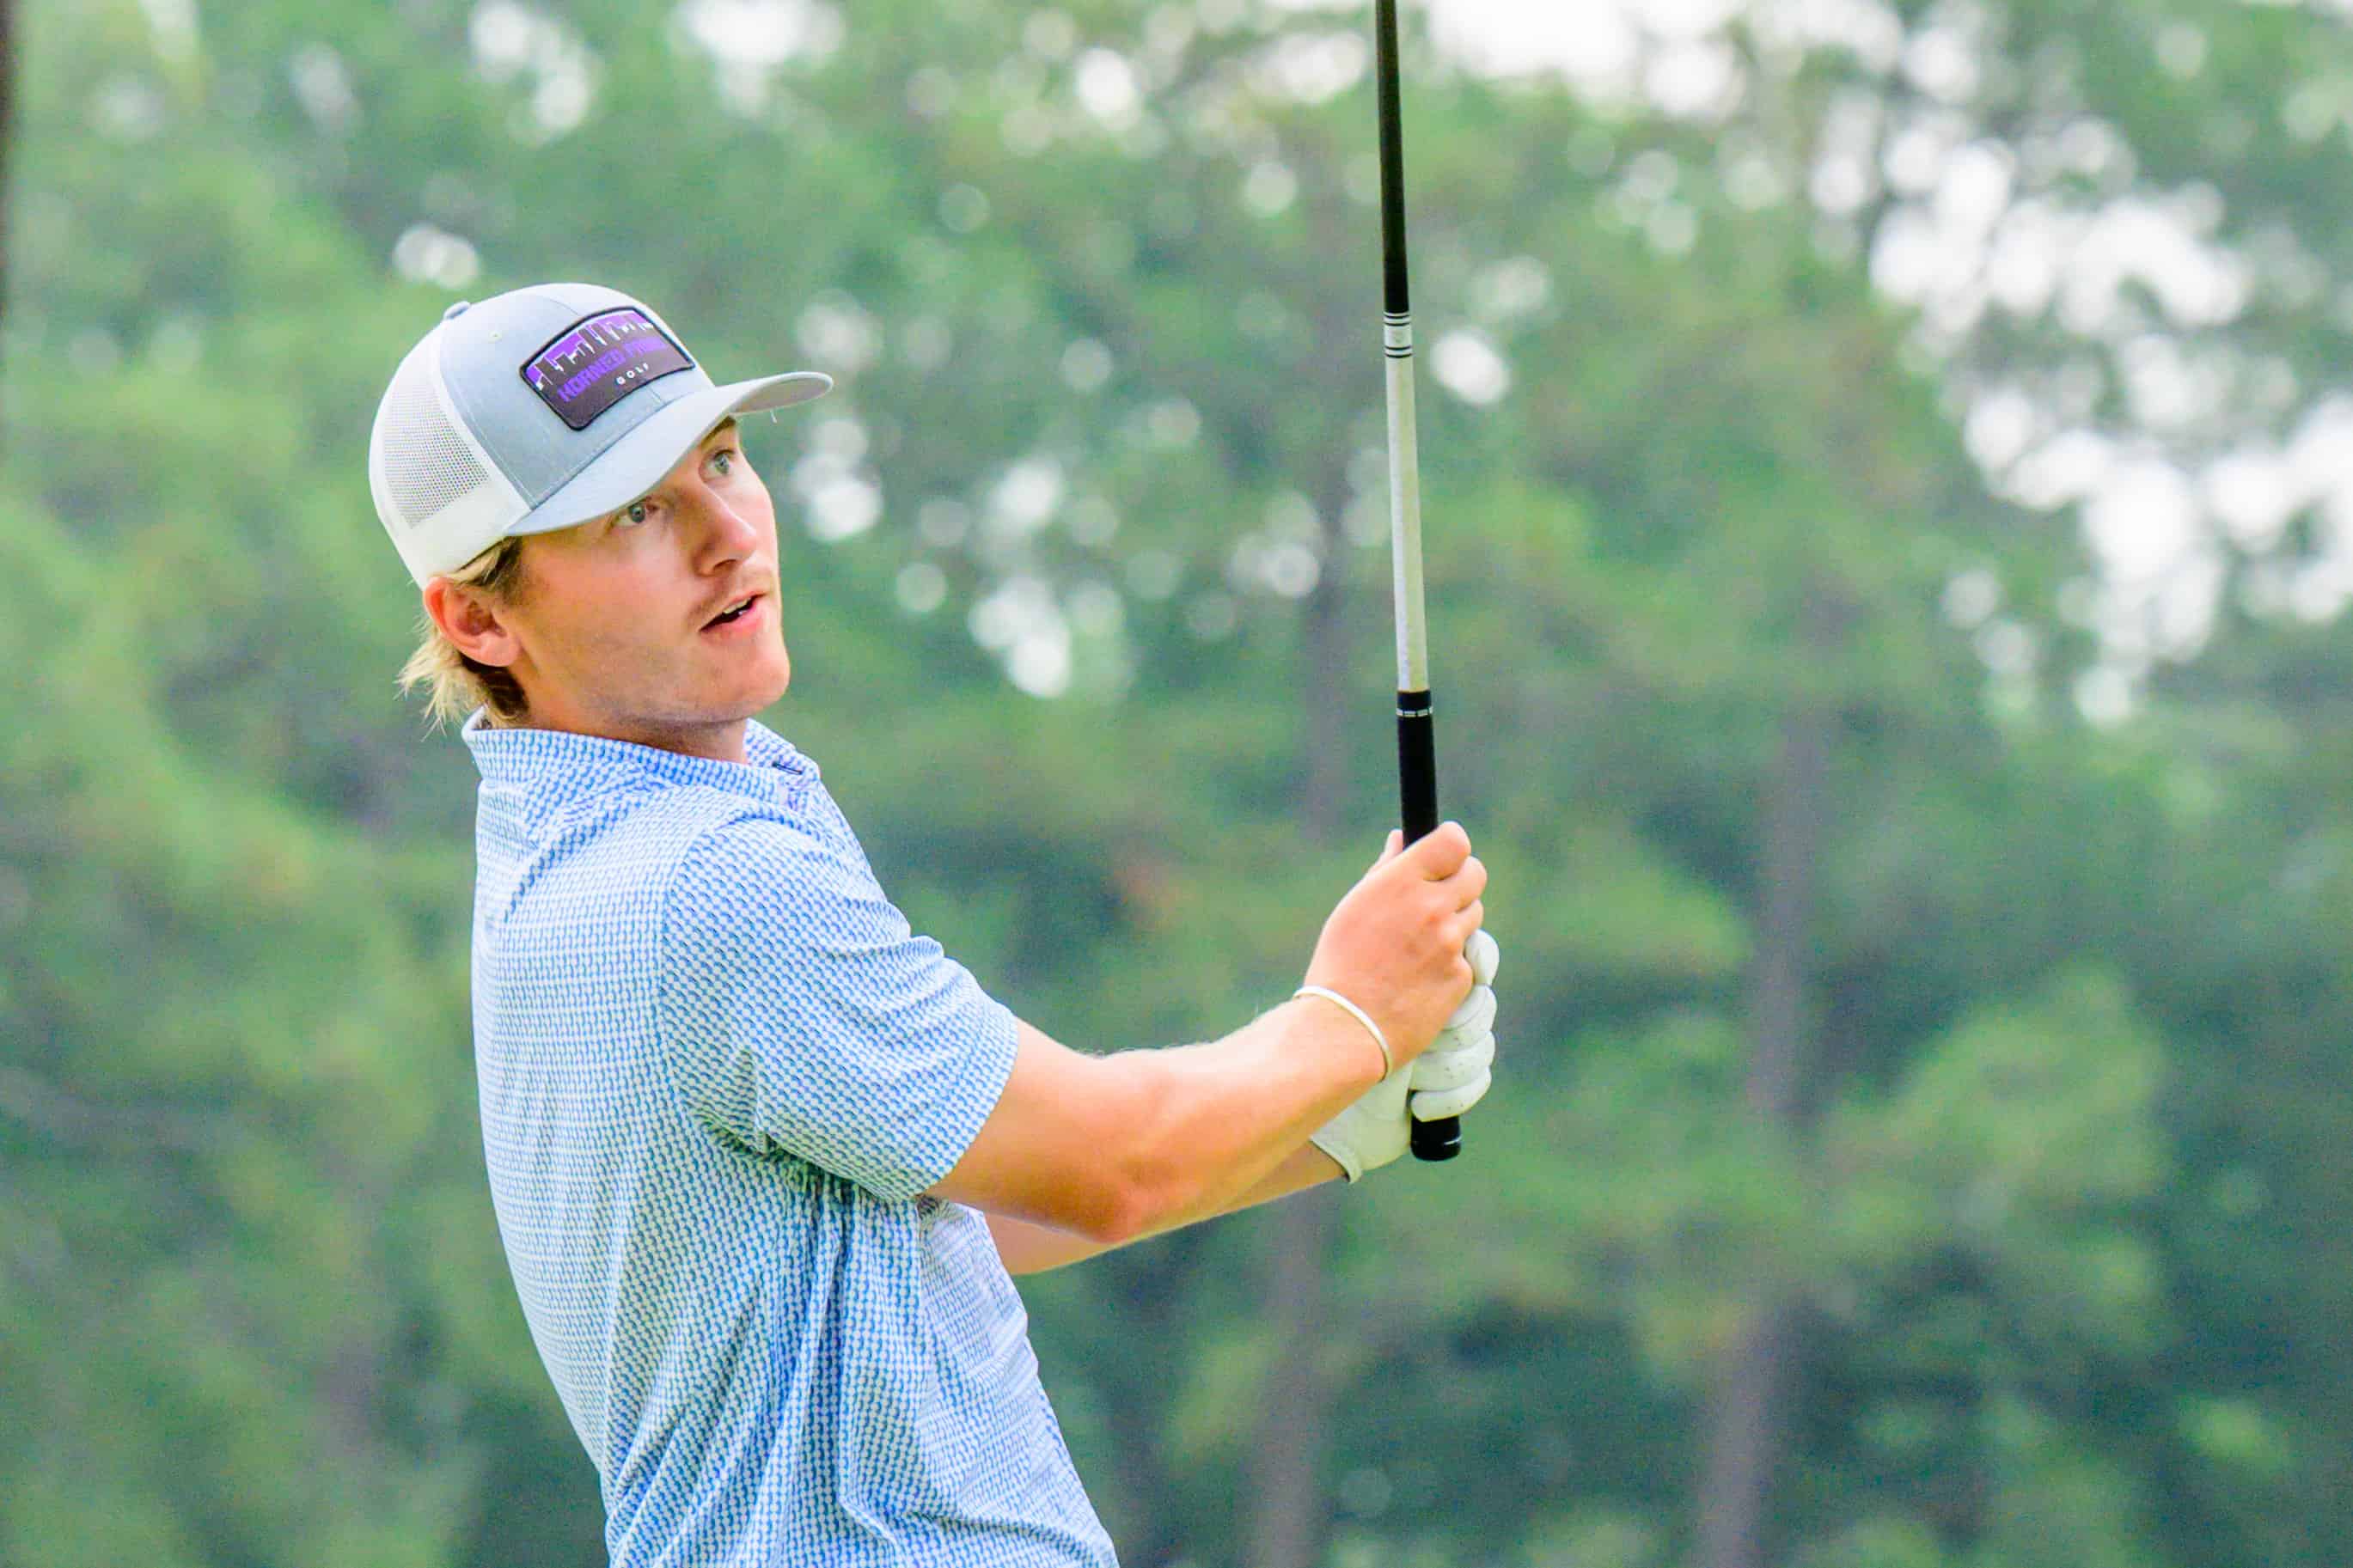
[522,308,695,430]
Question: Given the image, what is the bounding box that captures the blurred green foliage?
[9,0,2353,1565]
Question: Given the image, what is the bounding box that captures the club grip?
[1396,692,1460,1162]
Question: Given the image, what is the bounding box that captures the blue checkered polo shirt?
[461,711,1117,1566]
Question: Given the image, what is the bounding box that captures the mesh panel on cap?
[378,341,492,529]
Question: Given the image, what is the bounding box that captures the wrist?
[1287,988,1393,1088]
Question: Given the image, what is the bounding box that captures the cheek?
[528,564,657,662]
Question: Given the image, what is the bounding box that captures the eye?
[709,448,736,477]
[616,499,652,529]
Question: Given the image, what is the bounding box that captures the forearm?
[987,1140,1343,1275]
[925,998,1384,1242]
[1112,995,1384,1239]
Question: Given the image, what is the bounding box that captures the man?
[370,282,1500,1565]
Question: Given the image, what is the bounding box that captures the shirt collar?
[460,709,816,802]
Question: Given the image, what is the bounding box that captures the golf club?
[1372,0,1458,1163]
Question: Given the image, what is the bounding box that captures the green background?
[9,0,2353,1563]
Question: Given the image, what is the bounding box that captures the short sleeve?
[656,815,1019,1200]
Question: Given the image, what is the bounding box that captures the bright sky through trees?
[1421,0,2345,721]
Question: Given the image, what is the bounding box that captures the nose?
[684,473,764,567]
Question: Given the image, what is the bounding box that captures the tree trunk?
[2,0,15,370]
[1243,1184,1343,1568]
[1697,1290,1806,1568]
[1240,483,1355,1568]
[1101,1232,1214,1568]
[1696,587,1842,1568]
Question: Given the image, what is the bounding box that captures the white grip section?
[1384,310,1429,693]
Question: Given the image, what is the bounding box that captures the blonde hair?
[396,535,533,731]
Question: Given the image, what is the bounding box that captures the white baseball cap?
[367,282,832,585]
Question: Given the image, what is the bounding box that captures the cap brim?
[513,370,833,538]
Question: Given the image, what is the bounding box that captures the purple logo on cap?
[522,308,695,430]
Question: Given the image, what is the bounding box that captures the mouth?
[702,592,766,633]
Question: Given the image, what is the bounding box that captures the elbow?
[1087,1133,1199,1248]
[1079,1191,1151,1248]
[1048,1150,1174,1250]
[1070,1157,1169,1246]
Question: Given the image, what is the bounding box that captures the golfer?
[369,282,1500,1566]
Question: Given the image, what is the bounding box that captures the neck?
[509,704,752,765]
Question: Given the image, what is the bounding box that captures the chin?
[749,654,791,711]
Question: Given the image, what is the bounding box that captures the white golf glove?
[1310,929,1500,1183]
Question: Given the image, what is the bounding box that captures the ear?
[423,576,523,668]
